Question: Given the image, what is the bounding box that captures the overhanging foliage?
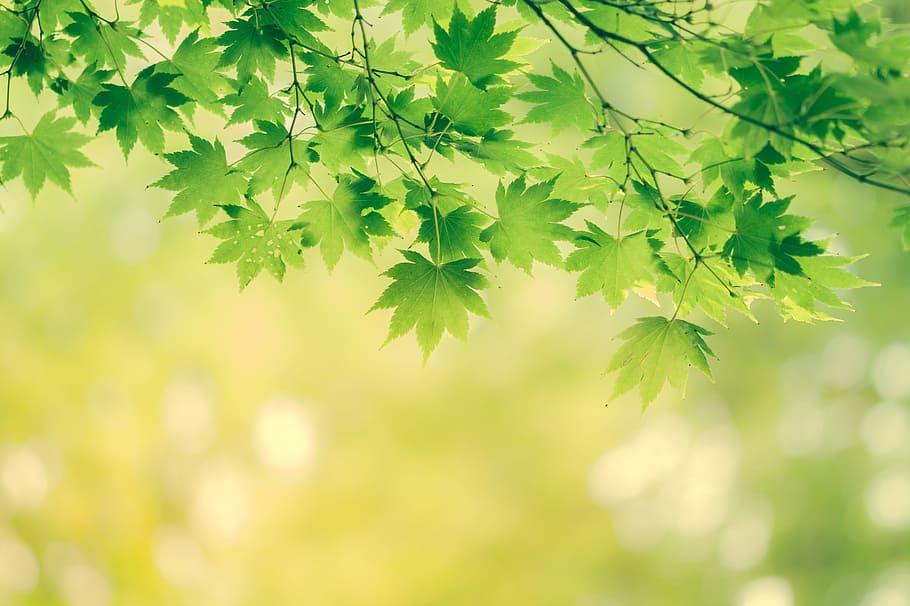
[0,0,906,404]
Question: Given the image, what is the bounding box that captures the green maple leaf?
[162,31,229,113]
[431,6,519,89]
[64,12,143,69]
[660,254,755,326]
[566,222,661,308]
[132,0,207,44]
[583,131,629,185]
[770,253,876,321]
[260,0,329,51]
[480,176,580,272]
[302,51,358,102]
[236,120,311,199]
[371,250,490,359]
[222,76,289,125]
[432,74,510,136]
[217,16,287,81]
[51,63,114,124]
[3,37,48,94]
[518,61,597,134]
[207,200,306,289]
[93,66,190,157]
[298,172,394,269]
[722,193,823,283]
[0,112,94,197]
[608,316,715,406]
[416,204,486,263]
[152,136,248,225]
[382,0,453,34]
[309,99,372,172]
[530,154,615,212]
[452,129,537,175]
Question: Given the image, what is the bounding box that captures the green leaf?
[416,204,486,263]
[722,193,822,283]
[431,6,519,89]
[152,136,248,225]
[298,172,394,269]
[309,98,372,172]
[432,74,511,136]
[217,16,287,81]
[480,176,580,272]
[566,222,661,308]
[236,120,312,199]
[64,12,143,70]
[381,0,453,35]
[132,0,207,44]
[371,250,490,359]
[0,112,94,197]
[163,30,229,113]
[207,200,306,289]
[518,61,597,134]
[222,76,290,125]
[51,63,114,124]
[93,66,190,157]
[608,316,716,406]
[770,253,876,321]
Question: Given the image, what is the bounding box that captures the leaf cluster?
[0,0,905,405]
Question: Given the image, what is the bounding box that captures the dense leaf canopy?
[1,0,908,404]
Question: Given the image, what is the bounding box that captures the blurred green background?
[2,2,910,605]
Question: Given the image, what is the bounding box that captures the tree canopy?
[1,0,908,404]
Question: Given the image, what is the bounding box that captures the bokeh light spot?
[0,536,39,594]
[865,470,910,530]
[872,344,910,401]
[861,402,910,458]
[252,395,317,476]
[737,577,794,606]
[718,503,774,571]
[1,444,50,510]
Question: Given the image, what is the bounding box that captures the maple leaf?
[416,204,486,263]
[207,200,306,289]
[722,193,823,283]
[308,98,372,172]
[298,172,394,269]
[222,76,289,125]
[382,0,453,35]
[452,129,537,175]
[93,66,190,156]
[608,316,716,406]
[217,16,287,81]
[0,112,94,197]
[132,0,207,44]
[431,6,519,89]
[161,30,229,113]
[432,74,511,136]
[480,176,580,272]
[51,63,114,124]
[770,253,876,321]
[566,222,662,308]
[63,12,143,70]
[371,250,490,359]
[260,0,329,51]
[518,61,597,134]
[152,136,248,225]
[236,120,311,199]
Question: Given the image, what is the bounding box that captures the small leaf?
[371,250,490,359]
[608,316,716,406]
